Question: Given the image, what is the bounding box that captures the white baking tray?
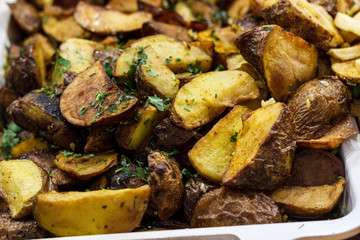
[1,0,360,239]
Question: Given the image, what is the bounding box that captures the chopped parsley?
[187,61,202,74]
[210,29,220,41]
[230,132,238,142]
[79,107,87,116]
[145,96,170,112]
[181,168,199,178]
[214,64,224,71]
[263,26,274,31]
[1,123,22,159]
[55,55,71,75]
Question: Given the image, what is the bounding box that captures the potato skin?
[287,76,349,140]
[191,187,282,227]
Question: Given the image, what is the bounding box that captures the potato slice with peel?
[33,185,151,236]
[54,152,118,180]
[188,105,251,183]
[170,70,259,130]
[331,58,360,83]
[60,61,138,127]
[0,160,49,219]
[327,44,360,61]
[222,102,296,190]
[271,178,346,216]
[334,12,360,36]
[74,1,152,35]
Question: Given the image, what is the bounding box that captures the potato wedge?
[262,0,343,49]
[33,185,151,236]
[141,21,192,43]
[331,58,360,83]
[115,35,212,76]
[9,1,41,34]
[170,70,259,130]
[0,160,49,219]
[74,1,152,35]
[148,151,184,220]
[297,114,356,149]
[188,105,251,183]
[84,127,116,153]
[226,53,248,70]
[334,12,360,36]
[236,25,318,101]
[54,152,118,180]
[271,178,346,216]
[60,61,138,127]
[327,44,360,61]
[11,135,49,158]
[191,187,282,227]
[136,46,179,100]
[116,104,166,150]
[228,0,250,19]
[198,27,240,55]
[23,33,56,63]
[222,102,296,190]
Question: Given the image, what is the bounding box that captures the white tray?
[1,1,360,239]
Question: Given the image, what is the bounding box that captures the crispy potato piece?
[174,2,195,22]
[60,62,138,127]
[9,1,41,34]
[116,104,166,150]
[148,151,184,220]
[262,0,343,49]
[327,44,360,61]
[198,27,240,55]
[271,178,346,216]
[170,70,259,130]
[289,149,344,186]
[237,25,318,101]
[297,114,356,149]
[191,187,282,227]
[141,21,192,43]
[23,34,56,64]
[331,58,360,83]
[115,35,212,76]
[226,53,248,70]
[33,185,151,236]
[11,135,49,158]
[222,103,296,190]
[74,1,152,35]
[250,0,265,16]
[137,46,179,100]
[287,77,350,140]
[84,127,116,153]
[188,105,251,183]
[228,0,250,19]
[0,160,49,219]
[54,152,118,180]
[334,12,360,36]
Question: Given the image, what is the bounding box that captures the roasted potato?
[287,77,350,140]
[141,21,192,43]
[84,127,116,153]
[191,187,282,227]
[236,25,318,101]
[148,151,184,220]
[170,70,259,130]
[23,33,56,64]
[0,160,49,219]
[331,58,360,83]
[33,185,151,236]
[222,102,296,190]
[271,178,346,216]
[188,105,251,183]
[10,135,49,158]
[9,1,41,34]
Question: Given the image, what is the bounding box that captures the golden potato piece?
[331,58,360,83]
[54,152,118,180]
[334,12,360,36]
[11,135,49,158]
[141,21,192,43]
[271,178,346,216]
[74,1,152,35]
[222,102,296,190]
[60,62,138,127]
[198,27,240,55]
[9,1,41,34]
[170,70,259,130]
[33,185,151,236]
[188,105,251,183]
[0,160,49,219]
[236,25,318,101]
[327,44,360,61]
[225,53,248,70]
[23,33,56,63]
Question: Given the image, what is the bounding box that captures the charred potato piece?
[11,135,49,158]
[84,127,116,153]
[236,25,318,102]
[236,14,265,31]
[222,103,296,190]
[331,58,360,83]
[271,178,346,217]
[148,151,184,220]
[6,42,46,95]
[74,1,152,35]
[183,177,217,222]
[191,187,282,227]
[54,152,118,180]
[141,21,192,43]
[287,77,349,140]
[170,70,259,130]
[188,105,251,183]
[23,34,55,64]
[7,91,82,152]
[262,0,343,49]
[0,87,19,110]
[289,149,345,186]
[93,48,121,70]
[9,1,41,34]
[60,61,138,127]
[0,160,49,219]
[33,185,151,236]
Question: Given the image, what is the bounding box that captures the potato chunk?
[236,25,318,101]
[9,1,41,34]
[188,105,251,183]
[33,185,151,236]
[60,61,138,127]
[0,160,49,219]
[271,178,345,216]
[331,58,360,83]
[74,1,152,35]
[170,70,259,130]
[222,103,296,190]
